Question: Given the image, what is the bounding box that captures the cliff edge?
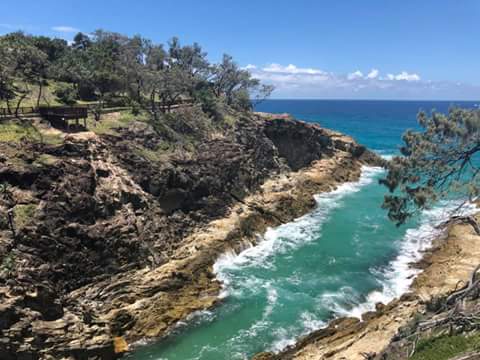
[0,108,382,359]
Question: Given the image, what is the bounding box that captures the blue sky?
[2,0,479,100]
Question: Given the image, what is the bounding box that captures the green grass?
[411,333,480,360]
[0,122,31,142]
[86,110,148,135]
[41,131,64,145]
[0,81,103,109]
[133,146,165,162]
[13,204,37,229]
[34,153,60,166]
[0,122,41,143]
[0,121,63,145]
[0,253,16,277]
[0,81,65,108]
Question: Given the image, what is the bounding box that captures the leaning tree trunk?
[15,92,28,119]
[6,98,12,115]
[36,81,43,108]
[150,89,158,121]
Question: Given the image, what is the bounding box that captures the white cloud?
[245,62,477,99]
[347,70,364,80]
[52,26,79,33]
[386,71,420,81]
[367,68,379,79]
[262,63,326,75]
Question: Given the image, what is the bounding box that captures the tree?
[143,66,193,120]
[83,31,124,119]
[211,54,269,110]
[0,29,273,121]
[29,36,70,106]
[0,32,48,116]
[157,67,193,112]
[167,37,209,78]
[0,48,17,113]
[54,83,78,105]
[32,36,68,63]
[251,84,274,106]
[72,32,92,51]
[381,108,480,225]
[117,35,154,105]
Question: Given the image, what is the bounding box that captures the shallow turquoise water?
[129,100,479,360]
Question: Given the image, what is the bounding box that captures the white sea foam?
[337,199,478,319]
[381,154,394,161]
[214,166,383,271]
[213,166,384,296]
[263,199,478,352]
[374,149,397,161]
[212,166,385,351]
[213,164,478,355]
[300,311,326,333]
[270,328,297,353]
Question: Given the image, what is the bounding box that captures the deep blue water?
[256,99,479,155]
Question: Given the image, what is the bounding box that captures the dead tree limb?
[446,264,480,304]
[438,215,480,235]
[409,335,418,357]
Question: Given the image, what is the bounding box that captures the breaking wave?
[213,166,477,355]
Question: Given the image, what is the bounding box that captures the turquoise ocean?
[129,100,479,360]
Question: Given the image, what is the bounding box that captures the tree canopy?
[381,108,480,225]
[0,30,272,117]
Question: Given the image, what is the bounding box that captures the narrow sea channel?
[128,100,478,360]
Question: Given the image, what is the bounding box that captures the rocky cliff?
[0,108,381,359]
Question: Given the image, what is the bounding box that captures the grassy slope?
[0,121,63,145]
[0,80,99,108]
[0,81,65,108]
[411,333,480,360]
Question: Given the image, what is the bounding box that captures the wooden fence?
[0,106,39,117]
[0,98,195,125]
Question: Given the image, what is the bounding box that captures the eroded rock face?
[263,117,383,171]
[0,112,381,359]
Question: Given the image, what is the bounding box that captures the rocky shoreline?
[0,110,382,359]
[254,211,480,360]
[96,118,383,355]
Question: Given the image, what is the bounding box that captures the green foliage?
[381,108,480,224]
[72,32,92,50]
[0,121,62,144]
[13,204,37,229]
[35,154,60,166]
[0,32,49,112]
[0,252,16,277]
[411,333,480,360]
[211,54,264,111]
[54,83,78,105]
[32,36,68,63]
[0,29,273,121]
[0,121,40,143]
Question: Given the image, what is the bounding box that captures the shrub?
[54,84,78,105]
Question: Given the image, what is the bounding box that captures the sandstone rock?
[0,112,381,358]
